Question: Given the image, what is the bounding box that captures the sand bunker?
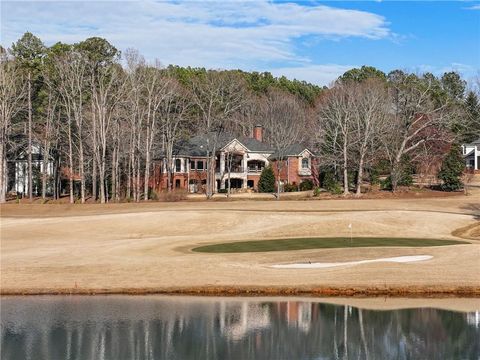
[270,255,433,269]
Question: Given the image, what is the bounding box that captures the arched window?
[301,158,309,169]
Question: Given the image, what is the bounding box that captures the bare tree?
[383,72,455,191]
[54,50,88,203]
[141,62,171,200]
[124,49,146,202]
[91,62,125,203]
[189,71,248,198]
[161,80,190,192]
[261,89,305,199]
[39,87,59,199]
[0,52,26,203]
[351,79,390,196]
[317,84,356,195]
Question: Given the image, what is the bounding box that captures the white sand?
[270,255,433,269]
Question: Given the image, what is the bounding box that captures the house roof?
[237,137,274,153]
[465,137,480,145]
[156,132,314,161]
[168,133,275,158]
[270,144,314,159]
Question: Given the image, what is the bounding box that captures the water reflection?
[1,296,479,360]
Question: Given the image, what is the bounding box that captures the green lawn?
[192,237,469,253]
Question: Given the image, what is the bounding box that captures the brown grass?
[2,185,479,296]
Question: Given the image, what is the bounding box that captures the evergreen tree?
[438,144,465,191]
[463,91,480,143]
[258,166,275,193]
[339,66,386,84]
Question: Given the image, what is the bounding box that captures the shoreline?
[2,285,480,297]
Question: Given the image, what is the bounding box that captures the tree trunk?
[343,141,349,195]
[355,154,365,197]
[0,143,6,203]
[91,84,97,201]
[41,139,49,199]
[136,156,141,202]
[28,72,33,201]
[144,140,150,201]
[78,139,85,203]
[92,157,97,201]
[111,147,116,203]
[99,161,105,204]
[127,149,132,200]
[276,161,282,200]
[67,119,74,204]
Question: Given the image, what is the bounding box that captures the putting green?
[192,237,469,253]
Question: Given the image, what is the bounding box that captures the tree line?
[1,32,479,203]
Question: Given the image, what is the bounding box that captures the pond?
[1,296,479,359]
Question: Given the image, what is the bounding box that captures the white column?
[242,153,248,188]
[220,152,225,174]
[476,146,479,170]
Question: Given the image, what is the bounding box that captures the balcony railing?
[298,168,312,176]
[216,166,245,173]
[247,167,265,173]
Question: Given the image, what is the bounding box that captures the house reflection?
[1,297,479,360]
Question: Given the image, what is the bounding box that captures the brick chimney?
[253,125,263,142]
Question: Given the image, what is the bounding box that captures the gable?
[221,138,249,152]
[299,149,314,157]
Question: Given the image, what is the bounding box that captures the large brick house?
[463,138,480,172]
[152,126,317,193]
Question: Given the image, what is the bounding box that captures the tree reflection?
[1,297,479,360]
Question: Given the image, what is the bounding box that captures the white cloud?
[270,64,356,86]
[416,63,476,76]
[1,0,390,76]
[464,4,480,10]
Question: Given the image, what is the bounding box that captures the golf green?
[192,237,468,253]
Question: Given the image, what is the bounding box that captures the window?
[190,160,196,170]
[175,159,182,172]
[301,158,309,169]
[197,160,204,171]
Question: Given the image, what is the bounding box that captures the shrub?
[299,179,314,191]
[158,189,188,202]
[313,187,321,197]
[384,156,414,190]
[368,166,380,185]
[284,183,297,192]
[149,189,159,200]
[380,176,393,190]
[322,170,342,194]
[258,166,275,193]
[438,144,464,191]
[217,188,228,194]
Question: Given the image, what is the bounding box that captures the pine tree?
[463,91,480,143]
[438,144,465,191]
[258,166,275,193]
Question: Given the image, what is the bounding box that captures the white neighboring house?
[8,141,55,196]
[462,138,480,171]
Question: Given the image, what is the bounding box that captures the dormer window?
[301,158,309,169]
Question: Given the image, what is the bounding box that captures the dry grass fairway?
[1,184,479,296]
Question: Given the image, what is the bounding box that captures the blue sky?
[1,0,479,85]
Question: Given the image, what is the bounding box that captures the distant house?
[269,144,317,191]
[7,139,55,197]
[462,138,480,172]
[153,125,317,193]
